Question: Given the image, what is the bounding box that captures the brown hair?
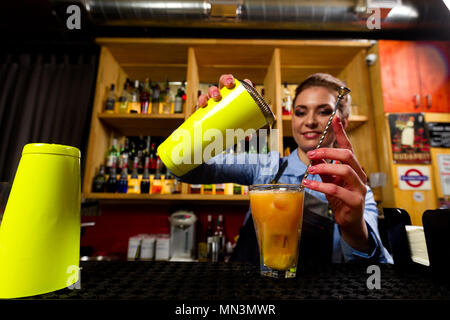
[293,73,351,118]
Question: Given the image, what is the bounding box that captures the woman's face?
[292,86,346,153]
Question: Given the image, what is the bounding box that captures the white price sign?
[437,154,450,196]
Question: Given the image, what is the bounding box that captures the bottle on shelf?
[106,158,118,193]
[213,215,225,262]
[129,80,140,114]
[92,165,106,193]
[151,83,161,114]
[151,156,163,194]
[162,171,175,194]
[172,176,182,194]
[117,162,129,194]
[206,214,215,261]
[140,78,151,114]
[174,81,186,113]
[104,83,116,113]
[282,82,292,115]
[149,143,157,175]
[141,157,150,194]
[127,156,140,194]
[105,138,119,175]
[117,81,130,114]
[161,79,172,114]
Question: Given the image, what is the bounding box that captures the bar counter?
[27,261,450,300]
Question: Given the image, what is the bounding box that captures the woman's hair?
[293,73,351,118]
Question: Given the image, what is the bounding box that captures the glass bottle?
[106,158,118,193]
[117,164,128,194]
[104,84,116,113]
[149,143,157,175]
[140,78,151,114]
[161,79,171,114]
[282,82,292,115]
[151,83,160,114]
[92,165,106,193]
[105,138,119,175]
[151,156,163,194]
[174,81,185,113]
[140,157,150,194]
[128,157,140,194]
[129,80,140,114]
[117,82,130,114]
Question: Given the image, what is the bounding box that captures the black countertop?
[25,261,450,300]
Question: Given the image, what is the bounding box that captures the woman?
[179,73,392,264]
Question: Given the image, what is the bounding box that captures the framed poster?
[427,122,450,148]
[388,113,431,164]
[437,154,450,196]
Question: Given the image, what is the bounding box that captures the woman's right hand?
[197,74,253,108]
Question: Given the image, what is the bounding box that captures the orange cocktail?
[249,184,304,278]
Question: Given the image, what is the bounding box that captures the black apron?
[230,192,335,266]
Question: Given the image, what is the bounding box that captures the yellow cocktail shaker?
[0,143,81,298]
[157,79,275,177]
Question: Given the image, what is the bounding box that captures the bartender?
[176,73,393,265]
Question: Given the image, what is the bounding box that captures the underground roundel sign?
[397,166,432,190]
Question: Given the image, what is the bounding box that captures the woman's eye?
[294,110,305,117]
[320,109,333,116]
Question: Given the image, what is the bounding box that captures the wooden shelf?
[282,114,368,136]
[85,193,250,203]
[98,113,185,136]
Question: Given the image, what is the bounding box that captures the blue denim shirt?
[178,149,393,264]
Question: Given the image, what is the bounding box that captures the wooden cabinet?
[84,38,380,202]
[379,40,450,113]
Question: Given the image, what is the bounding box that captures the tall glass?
[249,184,304,278]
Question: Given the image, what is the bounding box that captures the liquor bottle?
[162,171,175,194]
[206,214,215,261]
[117,164,128,193]
[92,165,106,192]
[105,158,118,193]
[128,157,140,194]
[117,82,130,114]
[174,81,185,113]
[104,84,116,113]
[140,78,151,114]
[106,138,119,175]
[172,176,182,194]
[161,79,171,114]
[129,80,140,114]
[151,83,160,114]
[151,156,163,194]
[140,157,150,194]
[128,139,136,172]
[214,215,225,262]
[282,82,292,115]
[149,143,157,175]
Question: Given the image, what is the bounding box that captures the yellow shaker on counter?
[157,79,275,177]
[0,143,81,298]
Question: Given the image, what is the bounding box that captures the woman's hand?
[302,115,371,253]
[197,74,253,108]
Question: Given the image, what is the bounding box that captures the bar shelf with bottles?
[87,135,253,201]
[99,78,188,136]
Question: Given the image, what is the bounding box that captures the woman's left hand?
[302,115,370,252]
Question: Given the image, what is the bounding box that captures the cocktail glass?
[249,184,304,278]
